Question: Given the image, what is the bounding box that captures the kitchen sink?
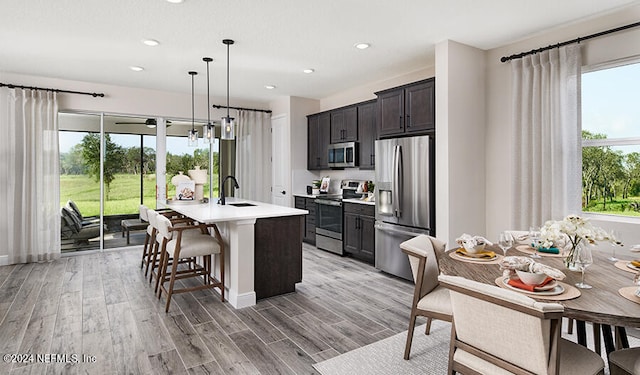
[228,202,256,207]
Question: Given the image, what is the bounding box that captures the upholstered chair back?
[139,205,149,221]
[155,214,173,242]
[439,274,564,375]
[405,235,446,297]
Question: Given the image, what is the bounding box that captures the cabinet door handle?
[371,154,374,166]
[407,114,411,127]
[399,116,403,128]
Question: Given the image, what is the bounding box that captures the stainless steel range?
[315,180,363,255]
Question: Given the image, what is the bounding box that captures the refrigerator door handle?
[375,223,425,237]
[392,145,403,218]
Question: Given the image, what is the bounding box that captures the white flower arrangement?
[539,214,613,252]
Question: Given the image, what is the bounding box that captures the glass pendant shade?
[187,128,199,147]
[221,116,235,140]
[203,123,215,143]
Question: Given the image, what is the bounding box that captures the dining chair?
[139,205,152,271]
[400,234,452,360]
[438,274,605,375]
[608,347,640,375]
[155,214,225,312]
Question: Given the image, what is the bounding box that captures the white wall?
[435,40,487,247]
[485,4,640,255]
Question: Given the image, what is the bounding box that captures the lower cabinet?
[295,196,316,245]
[343,202,375,264]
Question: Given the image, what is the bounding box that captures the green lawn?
[583,196,640,217]
[61,173,218,216]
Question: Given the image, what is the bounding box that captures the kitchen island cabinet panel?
[254,215,303,299]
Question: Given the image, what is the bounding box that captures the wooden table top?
[437,245,640,327]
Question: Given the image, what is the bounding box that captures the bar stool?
[154,214,225,312]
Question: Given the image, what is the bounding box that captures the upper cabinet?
[307,112,330,170]
[375,78,435,138]
[330,106,358,143]
[357,100,376,170]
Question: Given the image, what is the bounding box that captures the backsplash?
[293,168,375,195]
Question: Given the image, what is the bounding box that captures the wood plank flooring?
[0,244,415,374]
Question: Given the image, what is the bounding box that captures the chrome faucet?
[218,175,239,205]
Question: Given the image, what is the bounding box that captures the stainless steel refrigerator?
[375,135,434,281]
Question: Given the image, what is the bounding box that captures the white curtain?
[511,45,582,228]
[0,88,60,264]
[235,110,272,202]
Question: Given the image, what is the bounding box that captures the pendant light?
[202,57,215,143]
[221,39,235,140]
[187,71,198,147]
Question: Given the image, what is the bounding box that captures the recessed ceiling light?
[130,66,144,72]
[143,39,160,46]
[264,85,276,90]
[166,0,184,3]
[303,68,314,74]
[354,43,370,50]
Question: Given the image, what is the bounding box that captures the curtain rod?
[212,104,272,114]
[0,82,105,97]
[500,21,640,63]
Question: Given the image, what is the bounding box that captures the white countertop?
[160,197,308,224]
[342,198,375,206]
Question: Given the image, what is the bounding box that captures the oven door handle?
[315,199,342,207]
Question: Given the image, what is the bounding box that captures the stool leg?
[141,232,150,269]
[164,256,180,312]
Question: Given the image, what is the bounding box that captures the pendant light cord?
[203,57,213,126]
[189,71,197,132]
[223,39,234,119]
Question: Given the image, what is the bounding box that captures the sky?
[582,61,640,139]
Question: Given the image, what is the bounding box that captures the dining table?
[437,244,640,356]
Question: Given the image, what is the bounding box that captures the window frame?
[581,57,640,223]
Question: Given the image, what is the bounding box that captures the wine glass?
[529,226,542,259]
[608,230,621,262]
[498,232,513,257]
[574,244,594,289]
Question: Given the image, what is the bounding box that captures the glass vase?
[564,240,584,271]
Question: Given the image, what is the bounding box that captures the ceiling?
[2,0,639,104]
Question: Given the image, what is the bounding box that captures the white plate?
[502,277,565,296]
[626,262,640,271]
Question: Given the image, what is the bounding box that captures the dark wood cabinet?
[307,112,330,170]
[357,100,376,169]
[343,202,375,264]
[376,78,435,138]
[294,196,316,244]
[254,215,303,299]
[330,106,358,143]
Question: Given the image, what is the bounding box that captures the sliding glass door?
[58,112,218,252]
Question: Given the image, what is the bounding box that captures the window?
[582,61,640,218]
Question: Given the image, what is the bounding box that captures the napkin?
[537,247,560,254]
[455,248,496,259]
[507,276,555,292]
[631,260,640,267]
[455,233,494,247]
[499,256,566,280]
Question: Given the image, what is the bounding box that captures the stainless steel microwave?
[328,142,358,168]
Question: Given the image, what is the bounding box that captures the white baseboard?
[0,255,8,266]
[228,290,256,309]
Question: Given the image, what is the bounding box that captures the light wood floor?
[0,243,415,374]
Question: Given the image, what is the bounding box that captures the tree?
[60,144,86,175]
[81,133,124,198]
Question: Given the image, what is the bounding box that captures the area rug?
[313,321,450,375]
[314,319,640,375]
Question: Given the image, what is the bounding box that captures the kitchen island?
[159,197,308,308]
